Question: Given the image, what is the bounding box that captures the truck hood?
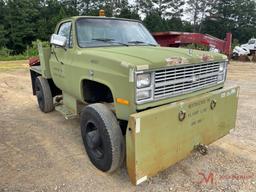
[83,46,227,70]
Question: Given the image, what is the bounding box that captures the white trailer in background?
[232,38,256,61]
[241,38,256,54]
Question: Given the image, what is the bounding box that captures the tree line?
[0,0,256,54]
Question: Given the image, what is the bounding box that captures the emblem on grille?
[191,75,200,82]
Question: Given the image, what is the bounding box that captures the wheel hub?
[85,122,104,159]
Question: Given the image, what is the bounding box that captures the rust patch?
[165,57,189,66]
[200,54,214,62]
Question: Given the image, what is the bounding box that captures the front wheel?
[80,103,124,172]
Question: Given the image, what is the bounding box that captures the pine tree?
[152,0,185,18]
[60,0,79,15]
[0,0,6,47]
[143,12,167,32]
[5,0,40,53]
[185,0,216,32]
[136,0,185,18]
[117,0,140,20]
[201,0,256,43]
[36,0,67,41]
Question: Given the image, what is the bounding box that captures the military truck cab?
[29,15,239,185]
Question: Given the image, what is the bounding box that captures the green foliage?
[201,0,256,43]
[185,0,215,32]
[0,0,256,57]
[1,0,73,54]
[0,54,28,61]
[0,47,11,57]
[232,39,240,49]
[118,8,141,20]
[4,0,40,54]
[117,1,141,20]
[0,25,6,47]
[183,44,209,51]
[143,12,167,32]
[0,40,48,61]
[136,0,185,18]
[165,17,184,31]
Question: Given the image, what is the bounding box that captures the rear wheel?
[80,103,124,172]
[35,76,54,113]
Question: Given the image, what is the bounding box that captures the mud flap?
[126,86,239,185]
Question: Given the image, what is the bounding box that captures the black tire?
[35,76,54,113]
[80,103,124,173]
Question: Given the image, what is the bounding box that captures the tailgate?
[126,86,239,185]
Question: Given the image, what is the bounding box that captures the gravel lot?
[0,60,255,192]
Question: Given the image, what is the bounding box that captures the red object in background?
[152,32,232,57]
[29,56,40,66]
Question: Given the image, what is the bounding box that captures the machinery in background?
[232,46,250,61]
[152,31,232,57]
[241,38,256,54]
[232,38,256,62]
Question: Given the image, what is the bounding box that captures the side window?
[58,22,72,48]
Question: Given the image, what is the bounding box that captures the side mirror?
[50,34,67,47]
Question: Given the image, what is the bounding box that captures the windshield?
[76,18,158,48]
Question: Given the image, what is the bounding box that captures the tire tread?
[81,103,124,172]
[36,76,54,113]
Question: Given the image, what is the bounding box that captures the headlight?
[137,90,151,101]
[135,72,154,104]
[136,73,151,88]
[218,61,227,83]
[219,62,225,72]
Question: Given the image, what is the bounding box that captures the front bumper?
[126,86,239,185]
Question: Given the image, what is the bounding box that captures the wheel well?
[30,70,40,95]
[82,80,114,103]
[48,79,62,97]
[30,70,61,97]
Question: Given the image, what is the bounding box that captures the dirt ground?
[0,60,255,192]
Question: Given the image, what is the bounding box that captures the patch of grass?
[0,55,29,61]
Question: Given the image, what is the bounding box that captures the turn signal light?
[117,98,129,105]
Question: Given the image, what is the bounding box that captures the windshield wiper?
[128,40,157,46]
[92,38,128,46]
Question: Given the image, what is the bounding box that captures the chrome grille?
[154,62,221,99]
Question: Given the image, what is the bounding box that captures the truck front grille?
[154,62,221,99]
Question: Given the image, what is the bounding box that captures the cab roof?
[65,16,141,23]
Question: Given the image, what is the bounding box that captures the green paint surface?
[126,86,239,185]
[37,16,228,120]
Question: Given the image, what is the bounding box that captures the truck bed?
[29,42,51,79]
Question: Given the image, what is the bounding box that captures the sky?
[127,0,190,21]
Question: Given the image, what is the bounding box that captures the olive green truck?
[29,16,239,185]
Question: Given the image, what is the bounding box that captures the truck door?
[50,21,73,92]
